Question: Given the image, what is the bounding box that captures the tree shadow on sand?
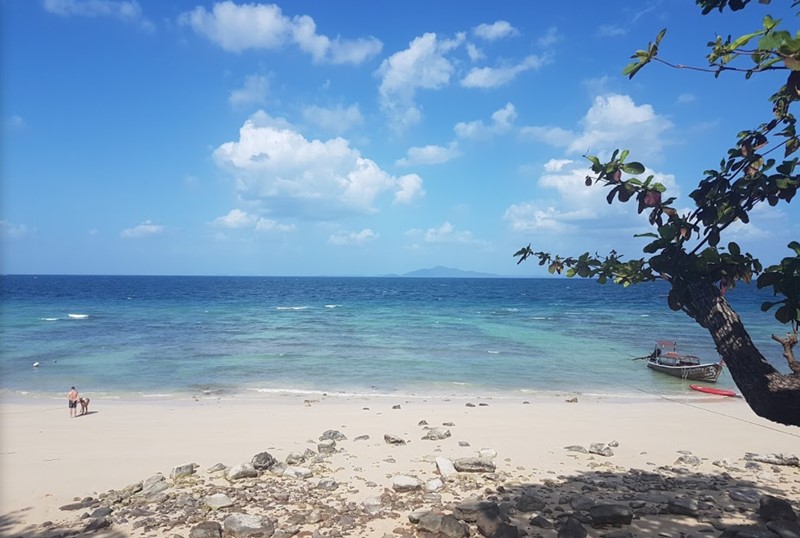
[0,505,127,538]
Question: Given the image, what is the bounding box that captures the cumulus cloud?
[466,43,484,62]
[213,110,424,219]
[302,103,364,133]
[376,32,464,131]
[329,228,379,246]
[406,221,487,246]
[0,220,30,239]
[121,220,165,238]
[454,102,517,140]
[229,74,268,107]
[396,142,460,167]
[461,54,548,89]
[213,209,295,234]
[520,94,673,161]
[44,0,154,31]
[538,26,561,47]
[178,2,381,64]
[472,21,518,41]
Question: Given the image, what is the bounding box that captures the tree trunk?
[681,280,800,427]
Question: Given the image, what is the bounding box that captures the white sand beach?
[1,392,798,537]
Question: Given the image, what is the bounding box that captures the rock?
[251,451,277,471]
[392,474,421,492]
[675,455,702,467]
[415,511,469,538]
[170,463,196,480]
[475,502,505,537]
[222,512,275,538]
[285,452,305,465]
[668,497,699,517]
[766,519,800,538]
[206,493,234,510]
[317,478,338,490]
[565,445,588,454]
[424,478,443,492]
[745,453,800,467]
[384,434,406,445]
[760,495,798,522]
[320,429,347,441]
[565,397,578,403]
[558,515,587,537]
[436,457,458,479]
[730,488,761,504]
[422,427,451,440]
[453,457,496,473]
[516,494,546,513]
[139,474,169,498]
[478,448,497,459]
[570,496,595,511]
[362,496,382,515]
[317,439,336,453]
[84,517,111,532]
[354,434,370,442]
[189,521,222,538]
[225,463,258,481]
[721,525,787,537]
[589,443,614,457]
[206,463,226,473]
[283,466,313,479]
[530,514,553,529]
[589,504,632,526]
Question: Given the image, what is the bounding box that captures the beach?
[2,392,798,537]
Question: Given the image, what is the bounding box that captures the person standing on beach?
[67,386,79,418]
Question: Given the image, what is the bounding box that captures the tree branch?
[771,331,800,374]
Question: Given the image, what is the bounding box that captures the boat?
[689,384,737,397]
[637,340,723,383]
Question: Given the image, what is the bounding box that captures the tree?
[515,0,800,427]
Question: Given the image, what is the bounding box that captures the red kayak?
[690,384,737,397]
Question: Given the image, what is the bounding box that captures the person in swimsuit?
[67,386,79,418]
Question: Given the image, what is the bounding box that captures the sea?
[0,275,790,401]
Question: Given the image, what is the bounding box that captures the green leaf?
[621,162,645,174]
[761,301,779,312]
[728,242,741,256]
[789,241,800,256]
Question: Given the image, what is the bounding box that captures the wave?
[41,317,59,322]
[275,306,310,311]
[324,304,341,309]
[67,313,89,319]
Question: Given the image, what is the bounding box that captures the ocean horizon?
[0,274,790,401]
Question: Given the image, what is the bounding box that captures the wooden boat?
[638,340,723,383]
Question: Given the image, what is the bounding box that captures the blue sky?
[2,0,797,276]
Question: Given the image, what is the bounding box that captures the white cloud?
[466,43,484,62]
[544,158,573,172]
[406,221,487,246]
[0,220,30,239]
[302,104,364,133]
[229,74,268,107]
[179,2,381,64]
[255,218,295,233]
[504,204,594,233]
[396,142,460,166]
[455,102,517,140]
[394,174,425,204]
[538,26,561,47]
[597,24,626,37]
[121,220,164,238]
[44,0,154,31]
[213,209,256,229]
[677,93,697,104]
[213,110,424,218]
[461,54,548,89]
[519,125,576,147]
[329,228,378,246]
[377,32,464,131]
[472,21,518,41]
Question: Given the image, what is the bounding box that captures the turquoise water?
[0,275,789,399]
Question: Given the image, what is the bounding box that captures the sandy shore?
[1,391,799,537]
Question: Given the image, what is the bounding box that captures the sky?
[2,0,798,277]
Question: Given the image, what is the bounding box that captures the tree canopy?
[516,0,800,426]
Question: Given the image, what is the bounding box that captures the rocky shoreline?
[16,423,800,538]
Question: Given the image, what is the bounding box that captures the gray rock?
[84,517,111,532]
[565,445,588,454]
[516,494,546,513]
[285,452,305,465]
[317,439,337,453]
[424,478,443,492]
[589,504,632,526]
[478,447,497,459]
[453,457,496,473]
[170,463,196,480]
[746,453,800,467]
[415,511,469,538]
[206,463,226,473]
[589,443,614,457]
[223,513,275,538]
[317,478,338,490]
[730,488,761,504]
[530,514,553,528]
[251,451,277,471]
[422,427,451,440]
[206,493,234,510]
[139,474,169,498]
[766,519,800,538]
[721,525,787,538]
[189,521,222,538]
[436,457,458,479]
[225,463,258,481]
[354,434,370,442]
[392,474,421,492]
[283,466,312,479]
[760,495,798,522]
[320,429,347,441]
[475,502,505,537]
[570,496,595,511]
[558,515,587,538]
[675,454,702,467]
[668,497,699,517]
[89,507,112,518]
[384,434,406,445]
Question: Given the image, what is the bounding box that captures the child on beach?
[79,397,90,416]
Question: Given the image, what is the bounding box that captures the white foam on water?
[67,313,89,319]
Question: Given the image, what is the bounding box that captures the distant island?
[399,266,502,278]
